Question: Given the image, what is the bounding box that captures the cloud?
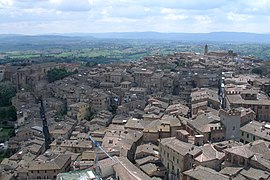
[227,12,252,21]
[194,15,212,24]
[0,0,13,8]
[0,0,270,34]
[51,0,91,12]
[164,14,187,21]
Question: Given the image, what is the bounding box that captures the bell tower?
[204,44,208,55]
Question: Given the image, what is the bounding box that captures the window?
[253,136,256,141]
[232,126,235,131]
[247,134,249,138]
[265,106,269,109]
[242,132,244,136]
[173,156,175,162]
[177,159,179,164]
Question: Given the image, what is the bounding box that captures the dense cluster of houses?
[1,47,270,179]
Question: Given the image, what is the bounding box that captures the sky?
[0,0,270,34]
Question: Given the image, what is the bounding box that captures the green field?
[2,37,270,65]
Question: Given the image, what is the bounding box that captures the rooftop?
[160,137,201,156]
[28,154,71,171]
[240,121,270,141]
[113,156,152,180]
[183,166,229,180]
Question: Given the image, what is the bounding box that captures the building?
[90,110,113,127]
[220,109,241,141]
[50,138,92,153]
[135,143,159,159]
[143,120,171,143]
[90,91,111,112]
[67,102,89,122]
[133,68,153,87]
[110,69,123,85]
[240,121,270,143]
[219,107,255,142]
[191,88,220,110]
[224,140,270,172]
[225,88,270,121]
[49,121,75,141]
[102,125,143,162]
[204,44,208,55]
[165,103,189,117]
[159,137,225,180]
[129,87,148,100]
[26,154,71,179]
[186,112,225,143]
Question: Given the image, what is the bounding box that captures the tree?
[0,108,6,119]
[47,68,71,83]
[86,61,98,67]
[251,67,267,76]
[0,81,16,107]
[6,106,17,121]
[108,104,117,115]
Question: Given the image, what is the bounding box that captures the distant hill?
[0,34,95,43]
[85,32,270,42]
[1,32,270,43]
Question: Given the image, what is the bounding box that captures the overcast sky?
[1,0,270,34]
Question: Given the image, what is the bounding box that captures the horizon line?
[1,31,270,36]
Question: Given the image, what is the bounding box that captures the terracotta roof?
[160,137,201,156]
[195,144,224,162]
[135,156,159,166]
[28,154,71,171]
[219,166,243,176]
[125,118,145,130]
[183,166,229,180]
[225,146,254,159]
[140,163,159,176]
[240,121,270,141]
[240,167,270,179]
[113,156,151,180]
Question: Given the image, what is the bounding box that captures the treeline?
[0,81,17,122]
[251,66,268,76]
[0,106,17,121]
[0,81,16,107]
[47,68,78,83]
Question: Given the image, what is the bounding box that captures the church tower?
[204,44,208,55]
